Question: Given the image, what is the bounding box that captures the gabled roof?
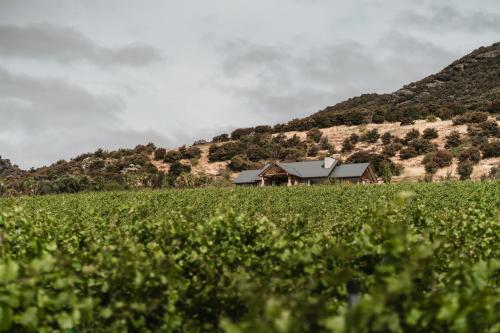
[277,160,337,178]
[330,163,370,178]
[232,159,372,184]
[232,169,261,184]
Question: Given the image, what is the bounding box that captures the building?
[233,157,377,186]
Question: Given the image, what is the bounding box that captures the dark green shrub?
[164,150,183,163]
[381,132,392,145]
[349,133,359,144]
[212,134,230,142]
[404,129,420,143]
[341,138,354,153]
[458,147,481,164]
[360,129,380,143]
[307,145,319,157]
[319,137,331,150]
[154,148,167,160]
[422,128,438,140]
[481,140,500,158]
[306,128,323,143]
[400,147,418,160]
[457,161,473,180]
[169,161,191,178]
[445,131,462,148]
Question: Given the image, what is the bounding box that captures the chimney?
[324,156,336,169]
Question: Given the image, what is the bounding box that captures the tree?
[228,155,259,172]
[360,129,380,143]
[168,161,191,178]
[404,129,420,143]
[164,150,183,163]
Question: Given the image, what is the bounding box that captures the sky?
[0,0,499,168]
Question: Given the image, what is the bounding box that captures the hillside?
[1,42,499,195]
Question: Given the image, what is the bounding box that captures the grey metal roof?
[233,159,370,183]
[232,169,261,184]
[277,160,337,178]
[330,163,370,178]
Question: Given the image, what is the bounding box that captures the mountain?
[1,42,499,195]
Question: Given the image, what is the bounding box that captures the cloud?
[0,23,163,66]
[215,35,457,121]
[398,5,500,33]
[0,66,171,168]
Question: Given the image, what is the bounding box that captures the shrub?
[424,161,439,175]
[306,128,323,143]
[280,147,306,161]
[341,138,354,153]
[481,140,500,158]
[445,131,462,148]
[346,151,399,176]
[400,117,415,126]
[452,111,489,125]
[212,134,230,142]
[360,129,380,143]
[422,128,438,140]
[349,133,359,144]
[404,129,420,143]
[458,147,481,164]
[487,99,500,113]
[154,148,167,161]
[423,150,453,168]
[457,161,473,180]
[193,139,208,145]
[489,164,500,179]
[478,120,499,137]
[231,127,254,140]
[164,150,183,163]
[228,155,259,172]
[168,161,191,178]
[426,115,438,122]
[381,132,392,145]
[382,144,398,157]
[184,146,202,159]
[319,137,332,150]
[438,107,454,120]
[307,145,319,157]
[399,147,418,160]
[208,142,243,162]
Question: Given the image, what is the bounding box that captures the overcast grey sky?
[0,0,499,168]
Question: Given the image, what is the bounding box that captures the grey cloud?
[0,67,172,168]
[0,23,163,66]
[215,36,456,121]
[398,5,500,33]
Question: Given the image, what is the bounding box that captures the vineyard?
[0,181,499,332]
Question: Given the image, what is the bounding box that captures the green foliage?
[0,182,498,332]
[422,128,439,140]
[481,140,500,158]
[445,131,462,149]
[306,128,323,143]
[457,161,474,180]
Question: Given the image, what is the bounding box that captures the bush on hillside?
[457,161,474,180]
[154,148,167,161]
[381,132,392,145]
[452,111,489,125]
[404,129,420,143]
[208,142,243,162]
[319,136,332,150]
[164,150,183,163]
[458,147,481,164]
[399,147,418,160]
[306,128,323,143]
[445,131,462,148]
[346,151,400,176]
[422,128,439,140]
[360,129,380,143]
[341,138,355,153]
[481,140,500,158]
[212,134,230,143]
